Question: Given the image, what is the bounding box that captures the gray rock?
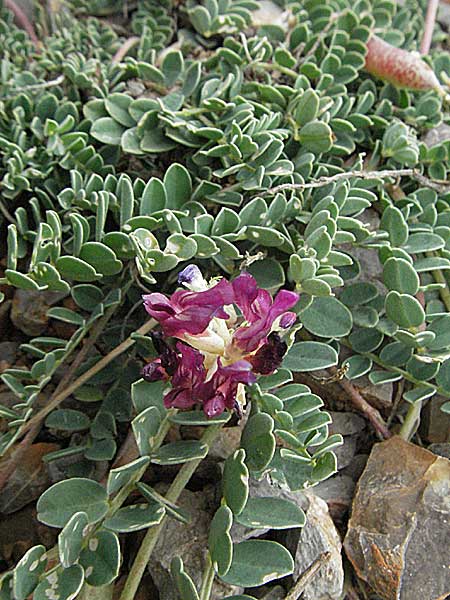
[149,487,243,600]
[333,435,357,470]
[344,436,450,600]
[312,474,355,520]
[428,443,450,460]
[422,123,450,148]
[420,395,450,443]
[286,494,344,600]
[328,411,366,437]
[11,290,66,336]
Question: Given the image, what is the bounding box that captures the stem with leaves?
[119,423,223,600]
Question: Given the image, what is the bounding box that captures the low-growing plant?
[0,0,449,598]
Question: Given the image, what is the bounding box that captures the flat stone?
[422,123,450,147]
[420,395,450,443]
[344,436,450,600]
[428,443,450,460]
[286,494,344,600]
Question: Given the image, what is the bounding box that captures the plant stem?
[263,168,450,196]
[19,318,156,436]
[254,61,299,79]
[199,554,215,600]
[112,36,140,63]
[335,372,391,439]
[119,423,223,600]
[5,0,40,47]
[106,410,175,516]
[399,400,423,441]
[428,254,450,312]
[284,552,331,600]
[420,0,439,55]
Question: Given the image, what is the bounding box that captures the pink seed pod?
[365,34,442,91]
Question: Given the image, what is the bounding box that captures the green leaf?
[79,243,122,276]
[404,233,445,253]
[339,282,378,306]
[380,205,408,246]
[383,257,419,295]
[284,342,338,371]
[241,413,275,472]
[403,386,436,404]
[236,497,305,530]
[37,478,108,528]
[151,441,208,465]
[107,457,151,496]
[45,409,90,432]
[13,545,47,600]
[58,512,88,568]
[71,285,103,311]
[33,565,84,600]
[427,315,450,350]
[164,164,192,210]
[56,256,101,282]
[91,118,125,145]
[162,50,184,87]
[385,291,425,328]
[223,449,249,516]
[79,530,120,586]
[220,540,294,587]
[209,506,233,577]
[169,411,231,426]
[298,121,333,154]
[105,94,135,127]
[131,379,166,417]
[137,483,190,524]
[294,89,320,126]
[300,296,352,338]
[103,502,165,533]
[132,406,161,456]
[368,370,403,385]
[170,557,200,600]
[247,258,285,292]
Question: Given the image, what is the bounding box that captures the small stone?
[428,443,450,460]
[328,411,366,436]
[344,436,450,600]
[420,395,450,443]
[313,474,355,520]
[333,435,357,470]
[286,494,344,600]
[422,123,450,147]
[11,290,66,336]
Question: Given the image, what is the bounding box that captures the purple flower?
[231,272,299,353]
[143,278,234,338]
[141,266,299,418]
[249,332,288,375]
[199,360,257,417]
[163,342,207,410]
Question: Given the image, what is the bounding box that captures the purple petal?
[143,279,233,338]
[250,333,288,375]
[232,272,259,321]
[203,393,226,417]
[280,311,297,329]
[142,359,168,382]
[233,289,299,352]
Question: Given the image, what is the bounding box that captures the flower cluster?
[142,265,299,417]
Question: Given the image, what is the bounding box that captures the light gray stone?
[286,494,344,600]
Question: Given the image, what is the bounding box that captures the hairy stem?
[399,400,423,441]
[119,423,223,600]
[263,168,450,196]
[420,0,439,55]
[199,554,215,600]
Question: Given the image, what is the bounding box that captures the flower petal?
[249,332,288,375]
